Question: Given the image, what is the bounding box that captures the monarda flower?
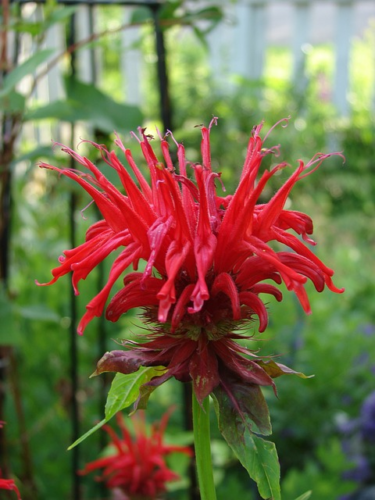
[0,424,22,499]
[38,118,343,407]
[80,410,192,499]
[0,476,22,500]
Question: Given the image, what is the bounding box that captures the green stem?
[192,393,217,500]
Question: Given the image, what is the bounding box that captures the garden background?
[1,0,375,499]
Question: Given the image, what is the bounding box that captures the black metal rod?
[69,189,81,500]
[68,11,81,500]
[151,3,173,132]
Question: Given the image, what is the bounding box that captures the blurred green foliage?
[2,3,375,499]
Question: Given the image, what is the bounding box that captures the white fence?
[207,0,375,116]
[16,0,375,122]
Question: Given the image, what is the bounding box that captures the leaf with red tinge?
[213,377,272,437]
[258,359,313,379]
[213,380,281,500]
[91,350,145,377]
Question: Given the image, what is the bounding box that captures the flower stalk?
[193,394,217,500]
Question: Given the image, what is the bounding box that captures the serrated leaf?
[212,383,281,500]
[1,49,55,96]
[294,492,312,500]
[251,435,281,500]
[105,366,164,421]
[68,418,107,450]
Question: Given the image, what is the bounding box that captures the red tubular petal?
[211,272,241,320]
[278,252,325,292]
[106,277,162,322]
[239,291,269,332]
[293,284,312,314]
[171,283,195,331]
[273,227,334,277]
[122,146,153,202]
[77,243,142,334]
[190,165,217,311]
[157,240,192,322]
[40,164,126,232]
[250,283,283,302]
[109,151,155,225]
[143,216,173,280]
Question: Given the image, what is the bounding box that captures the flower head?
[80,410,192,499]
[38,118,344,403]
[0,476,22,500]
[0,424,22,499]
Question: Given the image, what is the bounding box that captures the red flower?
[0,477,22,500]
[80,411,192,499]
[0,423,21,499]
[38,118,344,403]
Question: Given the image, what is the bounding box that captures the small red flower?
[38,118,344,403]
[80,411,192,499]
[0,477,22,500]
[0,423,21,499]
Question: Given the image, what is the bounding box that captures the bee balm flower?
[38,118,343,404]
[80,411,192,499]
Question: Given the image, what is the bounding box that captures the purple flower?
[343,455,371,483]
[360,391,375,442]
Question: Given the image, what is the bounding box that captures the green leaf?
[0,90,25,113]
[69,366,163,450]
[130,6,152,24]
[43,6,77,29]
[105,366,164,420]
[1,49,55,96]
[10,20,44,36]
[24,77,143,134]
[212,382,281,500]
[67,418,107,450]
[17,304,60,322]
[24,100,78,122]
[294,492,312,500]
[10,5,76,35]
